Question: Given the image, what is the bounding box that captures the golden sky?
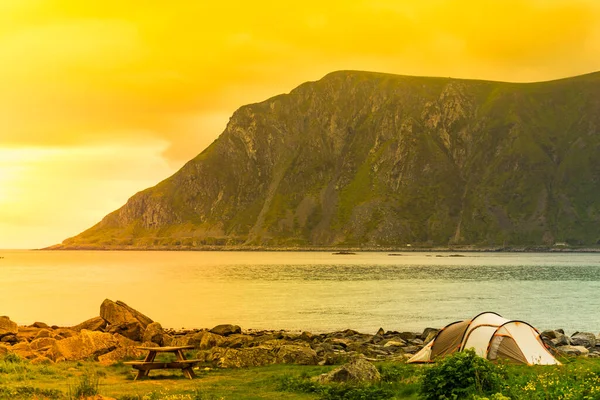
[1,0,600,248]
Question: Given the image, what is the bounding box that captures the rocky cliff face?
[57,70,600,249]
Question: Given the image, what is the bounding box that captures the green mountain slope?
[56,70,600,249]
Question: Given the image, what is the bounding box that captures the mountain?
[55,70,600,249]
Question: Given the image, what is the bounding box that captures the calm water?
[1,250,600,334]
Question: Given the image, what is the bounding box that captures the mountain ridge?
[53,70,600,250]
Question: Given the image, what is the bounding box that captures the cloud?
[0,141,176,248]
[2,0,598,161]
[1,0,600,248]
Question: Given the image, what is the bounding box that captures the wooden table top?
[136,345,195,352]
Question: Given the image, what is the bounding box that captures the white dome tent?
[408,312,560,365]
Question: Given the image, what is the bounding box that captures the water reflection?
[1,250,600,334]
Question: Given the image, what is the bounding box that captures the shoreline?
[39,244,600,252]
[2,299,598,366]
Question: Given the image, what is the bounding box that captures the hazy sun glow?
[1,0,600,248]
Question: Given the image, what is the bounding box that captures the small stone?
[401,345,420,354]
[383,340,407,348]
[330,338,351,348]
[398,332,417,341]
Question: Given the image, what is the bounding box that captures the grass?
[0,355,321,400]
[2,353,600,399]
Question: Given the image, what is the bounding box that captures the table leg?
[135,351,157,380]
[176,349,195,379]
[182,367,196,380]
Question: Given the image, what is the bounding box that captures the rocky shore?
[1,300,599,367]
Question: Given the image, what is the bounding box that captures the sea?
[1,250,599,335]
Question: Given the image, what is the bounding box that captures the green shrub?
[473,394,510,400]
[420,349,503,400]
[3,353,22,363]
[68,368,100,399]
[378,362,418,383]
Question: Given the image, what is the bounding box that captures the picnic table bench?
[124,345,201,380]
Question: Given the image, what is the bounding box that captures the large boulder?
[571,332,596,348]
[30,337,57,351]
[50,330,118,361]
[0,334,18,344]
[223,334,255,349]
[99,300,153,328]
[170,334,195,347]
[275,345,318,365]
[210,324,241,336]
[557,345,589,356]
[142,322,164,345]
[316,357,381,383]
[208,343,318,368]
[98,346,146,365]
[541,330,571,347]
[73,317,108,332]
[107,321,144,342]
[34,329,53,339]
[54,329,76,341]
[420,328,439,342]
[209,346,275,368]
[422,329,439,344]
[10,342,36,360]
[0,316,18,338]
[199,332,227,350]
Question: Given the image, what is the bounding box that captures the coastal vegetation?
[2,351,600,399]
[3,301,599,398]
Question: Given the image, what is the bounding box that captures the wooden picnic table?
[124,345,201,380]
